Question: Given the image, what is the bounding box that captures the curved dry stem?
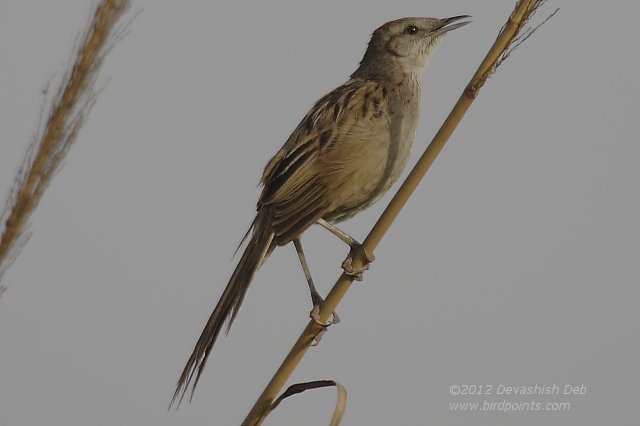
[260,380,347,426]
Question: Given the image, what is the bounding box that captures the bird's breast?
[324,87,420,222]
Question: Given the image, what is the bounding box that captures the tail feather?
[171,211,274,407]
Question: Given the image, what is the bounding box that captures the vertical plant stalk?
[0,0,131,295]
[242,1,553,424]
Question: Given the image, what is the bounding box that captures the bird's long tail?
[171,210,275,407]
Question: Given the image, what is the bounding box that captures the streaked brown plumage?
[172,15,469,406]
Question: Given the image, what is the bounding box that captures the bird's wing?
[259,78,390,244]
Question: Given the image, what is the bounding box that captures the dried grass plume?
[0,0,132,296]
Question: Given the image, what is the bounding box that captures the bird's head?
[354,16,470,79]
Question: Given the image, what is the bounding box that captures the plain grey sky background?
[1,1,639,425]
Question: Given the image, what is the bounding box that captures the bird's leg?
[316,218,375,280]
[293,239,340,327]
[317,218,359,246]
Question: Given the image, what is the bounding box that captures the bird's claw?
[310,304,340,346]
[309,292,340,326]
[341,244,375,280]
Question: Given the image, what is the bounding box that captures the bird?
[172,15,470,406]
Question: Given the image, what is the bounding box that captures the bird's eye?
[404,25,419,35]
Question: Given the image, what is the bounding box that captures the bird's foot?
[309,293,340,327]
[341,243,375,281]
[309,294,340,345]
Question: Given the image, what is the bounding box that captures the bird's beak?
[431,15,472,36]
